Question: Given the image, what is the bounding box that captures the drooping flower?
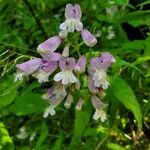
[60,4,83,33]
[75,55,86,73]
[43,83,67,117]
[81,29,97,47]
[54,57,77,85]
[32,59,58,83]
[75,97,84,111]
[88,52,115,89]
[37,36,62,58]
[42,83,67,100]
[91,95,108,122]
[64,93,73,108]
[15,58,42,81]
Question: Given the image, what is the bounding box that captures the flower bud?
[81,29,97,47]
[37,36,62,57]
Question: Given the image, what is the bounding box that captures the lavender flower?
[81,29,97,47]
[75,55,86,73]
[89,52,115,89]
[15,58,42,81]
[60,4,83,33]
[42,83,67,100]
[32,59,58,83]
[91,95,108,121]
[54,57,77,85]
[37,36,62,58]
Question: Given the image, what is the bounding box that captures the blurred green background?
[0,0,150,149]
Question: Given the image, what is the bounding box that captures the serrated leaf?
[110,76,142,128]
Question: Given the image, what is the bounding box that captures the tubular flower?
[91,95,108,122]
[32,59,58,83]
[15,58,42,81]
[60,4,83,33]
[37,36,62,58]
[89,52,115,89]
[75,97,84,111]
[54,57,77,85]
[75,55,86,73]
[81,29,97,47]
[43,96,64,117]
[64,93,73,108]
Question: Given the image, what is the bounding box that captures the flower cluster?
[15,3,115,122]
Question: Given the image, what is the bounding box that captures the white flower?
[43,105,56,118]
[93,68,110,89]
[93,109,107,122]
[54,70,77,85]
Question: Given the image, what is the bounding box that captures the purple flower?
[32,59,58,83]
[42,83,67,100]
[60,4,83,33]
[91,95,108,121]
[37,36,62,58]
[54,57,77,85]
[43,83,67,117]
[81,29,97,47]
[15,58,41,81]
[74,55,86,72]
[88,52,115,89]
[47,52,61,61]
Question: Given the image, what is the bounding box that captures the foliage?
[0,0,150,149]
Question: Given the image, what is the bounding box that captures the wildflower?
[91,95,108,122]
[32,59,58,83]
[106,26,115,40]
[15,58,41,81]
[64,93,73,108]
[54,57,77,85]
[89,52,115,89]
[16,126,28,139]
[81,29,97,47]
[42,83,67,100]
[75,55,86,72]
[75,97,84,111]
[37,36,62,57]
[62,44,70,57]
[43,96,64,117]
[60,4,83,33]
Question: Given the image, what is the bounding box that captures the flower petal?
[37,36,62,56]
[54,71,64,82]
[81,29,97,47]
[16,58,41,74]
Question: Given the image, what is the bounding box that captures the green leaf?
[121,40,145,51]
[9,92,47,116]
[117,10,150,27]
[52,133,63,150]
[107,143,126,150]
[35,122,48,150]
[0,76,19,107]
[110,76,142,129]
[69,101,92,149]
[0,122,14,150]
